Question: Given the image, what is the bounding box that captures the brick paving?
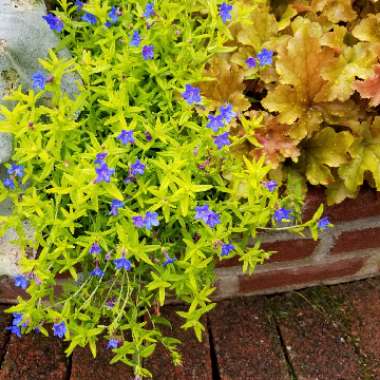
[1,277,380,379]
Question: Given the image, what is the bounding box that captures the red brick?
[270,288,362,380]
[331,278,380,377]
[239,257,366,293]
[0,333,68,380]
[217,239,317,268]
[71,341,135,380]
[331,227,380,255]
[303,186,380,223]
[209,297,290,380]
[0,305,12,362]
[0,276,27,303]
[145,306,212,380]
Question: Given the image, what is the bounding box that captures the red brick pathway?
[1,277,380,379]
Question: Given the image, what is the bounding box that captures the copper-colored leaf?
[199,57,250,112]
[249,117,300,168]
[354,64,380,107]
[311,0,357,23]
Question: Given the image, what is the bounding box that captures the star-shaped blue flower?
[130,31,141,47]
[32,71,46,91]
[53,321,66,339]
[265,180,277,192]
[94,152,107,165]
[246,57,256,68]
[3,178,15,190]
[207,114,224,132]
[95,163,115,183]
[117,130,135,145]
[133,215,145,228]
[317,216,331,231]
[113,257,132,271]
[257,48,273,66]
[90,266,104,278]
[213,132,231,150]
[144,211,159,230]
[107,339,120,349]
[12,313,23,326]
[130,160,145,176]
[6,325,21,338]
[219,103,236,123]
[89,242,102,255]
[8,164,24,178]
[14,275,28,289]
[82,12,97,25]
[75,0,84,10]
[221,243,235,256]
[163,253,176,267]
[42,14,64,32]
[219,3,232,23]
[182,84,201,104]
[142,45,154,60]
[195,205,221,228]
[274,207,292,223]
[110,199,124,216]
[143,3,154,18]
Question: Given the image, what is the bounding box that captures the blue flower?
[107,339,120,349]
[207,114,224,132]
[133,215,145,228]
[219,103,236,123]
[130,160,145,176]
[8,164,24,178]
[6,325,21,338]
[117,130,135,145]
[143,3,154,18]
[90,266,104,278]
[75,0,84,10]
[195,205,211,222]
[82,12,97,24]
[130,31,141,47]
[32,71,46,91]
[213,132,231,150]
[110,199,124,216]
[3,178,15,190]
[221,243,235,256]
[108,6,120,23]
[195,205,221,228]
[265,180,277,192]
[14,275,28,289]
[113,257,132,271]
[12,313,23,326]
[144,211,159,230]
[95,162,115,183]
[42,14,64,32]
[94,152,107,165]
[142,45,154,60]
[207,212,221,228]
[219,3,232,23]
[53,321,66,339]
[182,84,201,105]
[274,207,292,223]
[89,242,102,255]
[246,56,256,68]
[317,216,331,231]
[163,253,176,267]
[257,48,273,66]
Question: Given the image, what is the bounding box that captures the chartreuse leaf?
[303,127,354,186]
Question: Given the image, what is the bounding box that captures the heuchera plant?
[199,0,380,205]
[0,0,327,377]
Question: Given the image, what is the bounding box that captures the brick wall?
[1,187,380,303]
[215,186,380,299]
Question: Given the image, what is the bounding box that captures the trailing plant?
[199,0,380,204]
[0,0,327,377]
